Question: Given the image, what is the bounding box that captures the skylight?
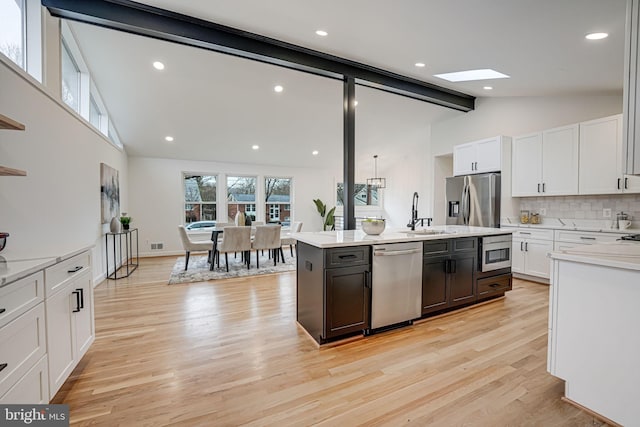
[434,69,510,82]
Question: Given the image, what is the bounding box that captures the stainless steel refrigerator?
[445,172,501,227]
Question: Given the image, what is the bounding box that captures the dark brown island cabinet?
[297,243,371,344]
[296,236,512,344]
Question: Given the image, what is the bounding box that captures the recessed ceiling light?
[274,85,284,93]
[312,150,319,156]
[415,62,426,68]
[165,136,174,142]
[252,145,260,150]
[153,61,165,70]
[585,32,608,40]
[483,86,493,90]
[433,69,510,82]
[315,30,328,37]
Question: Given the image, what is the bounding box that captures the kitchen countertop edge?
[0,245,94,287]
[293,226,512,249]
[549,242,640,271]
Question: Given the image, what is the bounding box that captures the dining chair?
[252,225,284,268]
[281,221,303,257]
[178,225,213,270]
[216,226,252,272]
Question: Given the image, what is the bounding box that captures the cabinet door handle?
[525,242,529,251]
[364,271,371,289]
[625,177,629,189]
[444,259,450,273]
[0,363,7,373]
[72,290,81,313]
[520,241,524,251]
[618,178,621,190]
[542,183,546,193]
[67,266,83,273]
[77,288,85,309]
[450,259,456,274]
[537,183,541,193]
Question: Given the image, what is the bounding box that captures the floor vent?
[151,243,164,250]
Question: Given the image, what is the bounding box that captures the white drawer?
[0,354,48,404]
[0,271,44,329]
[512,228,554,240]
[0,303,47,397]
[45,251,91,297]
[554,230,627,244]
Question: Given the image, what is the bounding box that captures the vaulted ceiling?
[66,0,626,168]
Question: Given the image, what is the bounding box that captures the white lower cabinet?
[0,271,48,404]
[45,256,94,400]
[512,229,554,279]
[0,250,94,404]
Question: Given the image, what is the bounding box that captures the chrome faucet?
[407,192,432,230]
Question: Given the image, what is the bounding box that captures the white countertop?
[501,219,638,235]
[549,241,640,271]
[0,245,94,287]
[293,225,512,248]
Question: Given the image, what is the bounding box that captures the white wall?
[127,157,335,256]
[431,94,622,156]
[0,58,128,284]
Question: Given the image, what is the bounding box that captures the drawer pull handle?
[489,283,503,288]
[68,266,83,273]
[338,254,357,259]
[579,237,596,240]
[519,232,531,235]
[0,363,7,372]
[0,308,5,314]
[72,290,81,313]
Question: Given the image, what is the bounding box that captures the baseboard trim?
[560,396,622,427]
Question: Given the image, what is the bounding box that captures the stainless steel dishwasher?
[371,242,423,329]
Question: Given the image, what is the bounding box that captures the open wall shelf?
[0,114,26,130]
[1,113,27,176]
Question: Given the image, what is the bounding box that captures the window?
[336,183,380,206]
[0,0,41,80]
[265,177,291,225]
[89,95,101,129]
[227,176,256,221]
[61,39,80,112]
[0,0,24,68]
[184,174,217,223]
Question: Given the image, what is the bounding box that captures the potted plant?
[119,214,132,230]
[313,199,336,231]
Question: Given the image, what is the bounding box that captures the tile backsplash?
[517,194,640,224]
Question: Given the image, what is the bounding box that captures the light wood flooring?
[53,256,607,426]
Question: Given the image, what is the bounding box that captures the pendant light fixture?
[367,155,386,189]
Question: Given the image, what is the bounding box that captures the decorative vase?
[110,216,121,233]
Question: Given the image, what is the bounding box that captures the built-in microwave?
[480,234,512,272]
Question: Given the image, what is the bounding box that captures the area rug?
[168,252,296,284]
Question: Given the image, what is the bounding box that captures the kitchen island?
[547,241,640,426]
[294,225,513,344]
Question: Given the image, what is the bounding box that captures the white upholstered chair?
[281,221,303,257]
[216,226,252,272]
[178,225,213,270]
[252,225,284,268]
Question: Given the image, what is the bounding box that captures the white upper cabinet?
[512,124,579,197]
[453,136,503,176]
[623,0,640,176]
[579,114,640,194]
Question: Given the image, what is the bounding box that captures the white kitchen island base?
[548,243,640,427]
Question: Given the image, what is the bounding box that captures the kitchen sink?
[405,229,447,235]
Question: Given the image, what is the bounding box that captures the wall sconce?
[366,155,386,188]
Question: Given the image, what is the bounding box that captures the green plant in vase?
[119,214,132,230]
[313,199,335,231]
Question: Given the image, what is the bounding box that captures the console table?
[105,228,139,279]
